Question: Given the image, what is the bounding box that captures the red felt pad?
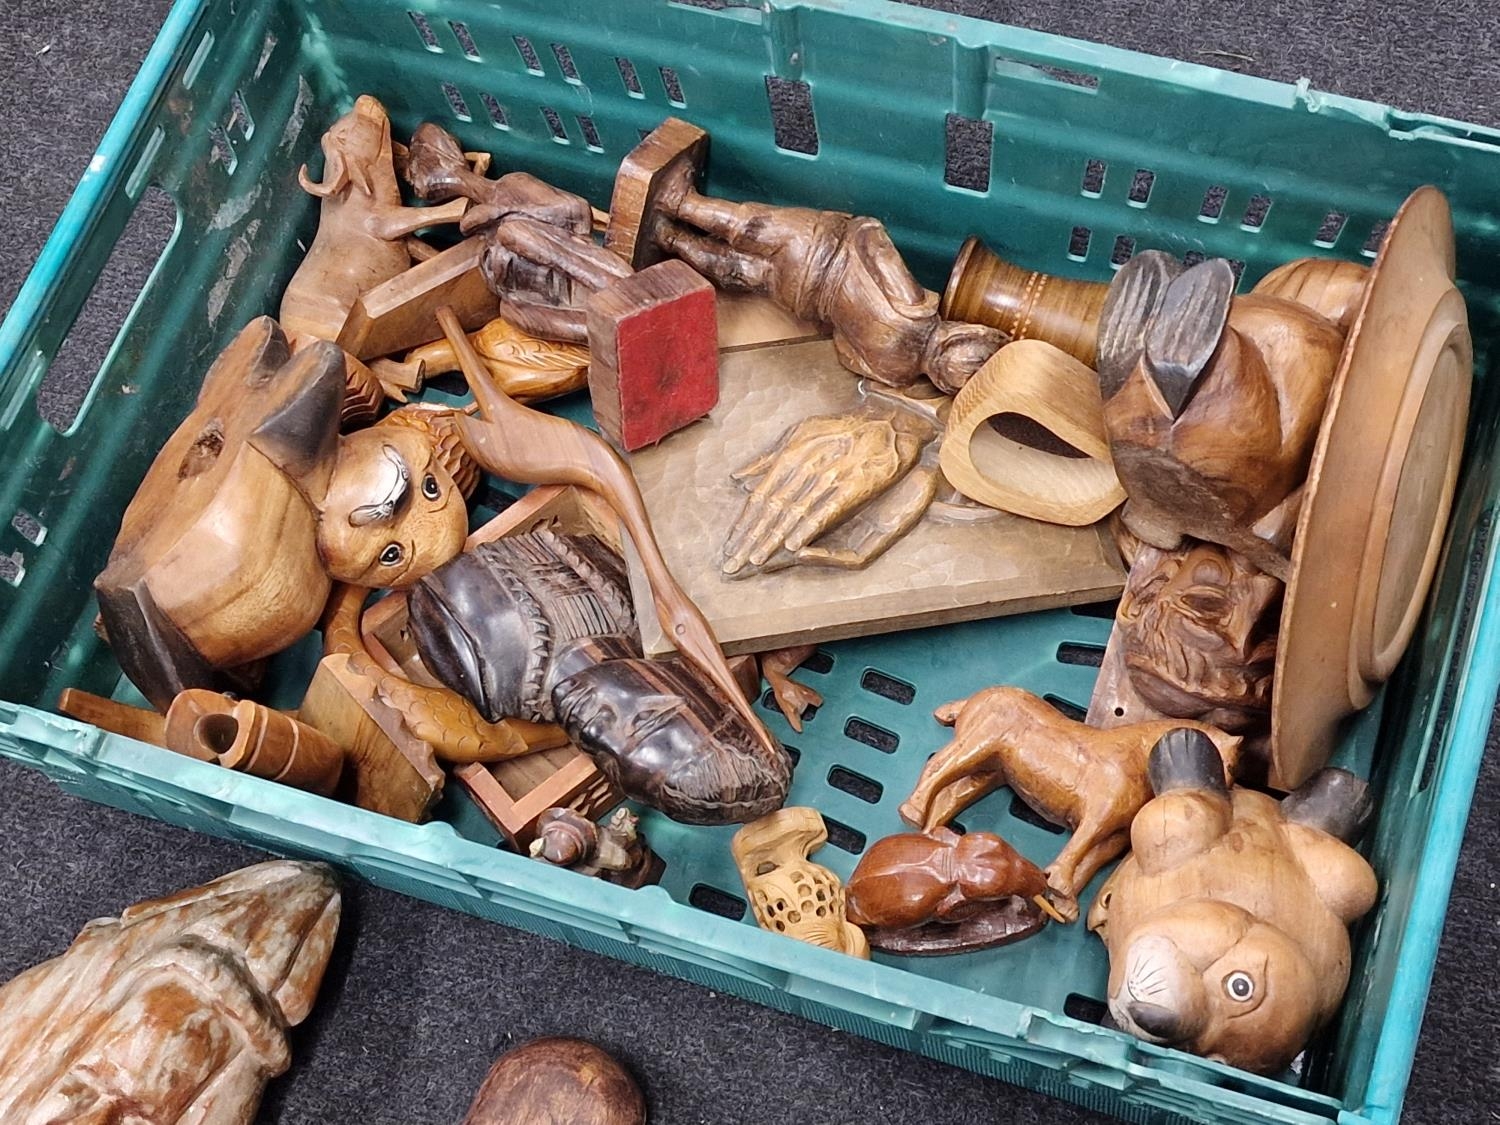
[587,261,719,451]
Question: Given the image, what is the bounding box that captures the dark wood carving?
[549,634,792,825]
[1088,730,1378,1074]
[609,117,1005,393]
[845,827,1049,954]
[898,686,1241,921]
[529,807,664,888]
[0,861,339,1122]
[408,529,637,725]
[462,1038,645,1125]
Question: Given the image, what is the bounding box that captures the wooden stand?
[455,751,620,850]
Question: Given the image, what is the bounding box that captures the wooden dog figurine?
[280,95,466,419]
[898,686,1241,921]
[1087,729,1377,1074]
[95,318,468,709]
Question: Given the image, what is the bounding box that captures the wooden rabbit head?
[1088,730,1377,1074]
[298,94,399,203]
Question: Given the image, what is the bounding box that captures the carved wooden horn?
[942,237,1111,368]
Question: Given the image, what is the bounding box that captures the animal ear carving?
[248,342,346,506]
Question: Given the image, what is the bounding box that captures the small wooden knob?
[462,1038,646,1125]
[940,340,1125,525]
[942,237,1110,367]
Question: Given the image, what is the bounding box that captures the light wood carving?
[93,318,467,710]
[57,688,170,748]
[1088,730,1377,1074]
[899,686,1240,921]
[940,339,1125,525]
[608,117,1005,393]
[336,235,499,362]
[0,861,339,1123]
[732,807,870,958]
[1273,186,1471,787]
[401,315,590,403]
[157,689,344,795]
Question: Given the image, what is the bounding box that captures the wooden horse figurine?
[898,685,1241,921]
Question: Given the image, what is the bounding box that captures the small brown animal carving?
[0,861,339,1123]
[899,686,1241,921]
[94,318,468,709]
[462,1038,645,1125]
[609,117,1005,393]
[845,827,1050,954]
[732,807,869,958]
[1088,730,1377,1074]
[529,807,663,888]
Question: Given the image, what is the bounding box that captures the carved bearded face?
[1117,542,1281,734]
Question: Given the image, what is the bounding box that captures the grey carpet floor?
[2,1,1498,1122]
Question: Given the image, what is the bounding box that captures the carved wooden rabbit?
[898,686,1240,921]
[1087,729,1377,1074]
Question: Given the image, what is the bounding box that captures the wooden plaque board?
[623,340,1126,657]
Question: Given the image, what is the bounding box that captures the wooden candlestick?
[0,861,339,1123]
[1088,730,1377,1074]
[942,236,1109,367]
[898,685,1240,922]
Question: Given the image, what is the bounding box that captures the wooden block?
[57,688,168,748]
[604,116,709,270]
[337,236,499,360]
[298,654,443,822]
[622,339,1127,657]
[586,261,718,451]
[455,748,622,849]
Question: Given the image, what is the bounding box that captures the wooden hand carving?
[722,403,937,577]
[898,685,1241,921]
[609,118,1006,393]
[1087,730,1377,1074]
[0,861,339,1123]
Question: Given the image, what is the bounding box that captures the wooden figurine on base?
[898,686,1240,921]
[0,861,340,1122]
[732,807,869,958]
[94,318,469,710]
[462,1038,646,1125]
[845,827,1051,954]
[1088,729,1378,1074]
[530,806,664,888]
[408,123,720,449]
[607,118,1005,394]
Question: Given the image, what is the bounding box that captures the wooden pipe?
[436,306,779,758]
[165,690,344,796]
[942,236,1109,367]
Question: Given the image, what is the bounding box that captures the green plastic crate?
[2,1,1498,1122]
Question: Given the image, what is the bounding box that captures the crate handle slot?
[0,0,203,433]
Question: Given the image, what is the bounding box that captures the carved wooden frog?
[96,317,468,709]
[1087,729,1378,1074]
